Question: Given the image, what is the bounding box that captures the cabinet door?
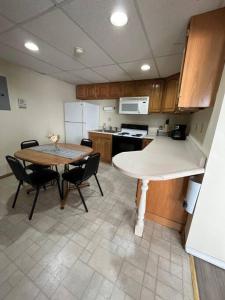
[161,77,179,112]
[101,136,112,163]
[142,139,152,149]
[135,80,151,96]
[108,83,122,99]
[95,84,109,99]
[149,81,163,112]
[76,85,87,99]
[179,8,225,108]
[86,85,96,99]
[122,81,136,97]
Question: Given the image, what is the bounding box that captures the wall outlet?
[18,98,27,109]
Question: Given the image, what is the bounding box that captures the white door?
[65,122,83,144]
[64,102,83,122]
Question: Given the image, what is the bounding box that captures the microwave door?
[120,102,139,114]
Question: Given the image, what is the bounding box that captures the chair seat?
[62,167,85,184]
[26,164,50,172]
[69,159,87,167]
[29,169,59,186]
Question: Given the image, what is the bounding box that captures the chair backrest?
[82,153,100,181]
[21,140,39,149]
[80,138,93,148]
[6,155,30,183]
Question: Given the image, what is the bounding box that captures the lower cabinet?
[142,138,153,149]
[136,177,189,231]
[88,132,112,163]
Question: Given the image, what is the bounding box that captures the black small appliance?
[171,124,187,140]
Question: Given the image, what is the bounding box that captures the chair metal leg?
[76,185,88,212]
[56,178,62,200]
[94,174,103,196]
[55,165,58,172]
[29,187,40,220]
[12,181,22,208]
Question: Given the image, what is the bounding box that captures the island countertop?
[112,136,206,180]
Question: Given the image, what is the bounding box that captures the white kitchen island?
[112,136,206,237]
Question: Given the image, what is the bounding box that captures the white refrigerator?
[64,102,99,144]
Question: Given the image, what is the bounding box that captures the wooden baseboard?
[189,255,200,300]
[144,212,183,231]
[0,172,12,179]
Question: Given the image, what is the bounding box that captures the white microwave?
[119,97,149,115]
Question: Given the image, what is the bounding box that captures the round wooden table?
[14,143,93,166]
[14,143,93,209]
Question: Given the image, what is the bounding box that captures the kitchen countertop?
[112,136,206,180]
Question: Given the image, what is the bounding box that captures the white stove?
[112,124,148,156]
[113,128,148,138]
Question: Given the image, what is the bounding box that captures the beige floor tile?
[4,278,39,300]
[89,247,123,282]
[156,281,183,300]
[116,272,142,299]
[56,240,83,268]
[143,273,156,292]
[140,287,154,300]
[120,261,144,284]
[157,268,183,292]
[145,251,159,277]
[63,260,94,297]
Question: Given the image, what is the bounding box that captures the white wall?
[186,66,225,268]
[0,59,74,176]
[188,67,225,157]
[86,99,190,130]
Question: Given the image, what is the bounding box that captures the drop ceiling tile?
[0,0,53,23]
[22,9,114,67]
[72,69,108,83]
[0,15,14,33]
[62,0,152,63]
[50,71,90,84]
[0,28,84,71]
[93,65,131,82]
[156,54,183,77]
[0,43,60,74]
[137,0,223,57]
[119,59,158,80]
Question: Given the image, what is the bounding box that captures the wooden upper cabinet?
[149,80,164,113]
[76,84,96,99]
[95,83,109,99]
[122,81,136,97]
[161,75,179,112]
[135,80,151,96]
[108,82,122,99]
[76,85,87,100]
[178,8,225,108]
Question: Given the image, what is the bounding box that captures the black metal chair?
[21,140,51,171]
[69,138,93,168]
[6,155,62,220]
[62,152,103,212]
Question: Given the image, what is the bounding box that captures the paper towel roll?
[183,176,201,214]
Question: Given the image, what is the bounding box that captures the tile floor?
[0,163,194,300]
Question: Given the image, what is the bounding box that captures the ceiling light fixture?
[74,47,85,57]
[141,64,151,71]
[24,41,39,52]
[110,11,128,27]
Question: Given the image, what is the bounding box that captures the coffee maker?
[171,124,187,140]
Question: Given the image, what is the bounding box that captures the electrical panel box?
[0,76,10,110]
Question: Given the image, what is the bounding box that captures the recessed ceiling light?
[141,64,151,71]
[74,47,84,55]
[24,41,39,52]
[110,11,128,27]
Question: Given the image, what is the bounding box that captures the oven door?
[112,135,143,156]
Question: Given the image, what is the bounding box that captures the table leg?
[135,179,149,237]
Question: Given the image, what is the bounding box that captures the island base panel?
[136,178,188,231]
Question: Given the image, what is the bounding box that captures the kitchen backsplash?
[84,99,191,131]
